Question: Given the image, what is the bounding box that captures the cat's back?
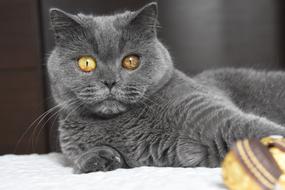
[194,68,284,87]
[193,68,285,124]
[192,68,284,97]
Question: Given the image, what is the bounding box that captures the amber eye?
[77,56,96,72]
[122,54,140,70]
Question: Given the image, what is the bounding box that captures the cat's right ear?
[49,8,82,42]
[124,2,158,39]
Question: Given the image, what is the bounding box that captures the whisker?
[141,94,174,113]
[14,103,65,153]
[14,99,75,153]
[137,99,156,113]
[31,100,79,151]
[62,101,85,123]
[141,95,161,107]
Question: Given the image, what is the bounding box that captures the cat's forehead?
[79,11,131,32]
[78,13,130,60]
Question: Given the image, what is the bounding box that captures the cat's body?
[47,3,285,173]
[58,69,285,170]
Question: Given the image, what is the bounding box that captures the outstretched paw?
[74,146,124,173]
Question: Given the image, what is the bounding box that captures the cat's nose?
[101,80,117,90]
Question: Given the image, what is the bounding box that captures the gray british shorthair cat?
[47,2,285,173]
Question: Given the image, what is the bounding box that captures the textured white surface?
[0,153,226,190]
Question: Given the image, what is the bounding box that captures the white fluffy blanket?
[0,153,225,190]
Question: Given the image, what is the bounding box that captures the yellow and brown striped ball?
[222,137,285,190]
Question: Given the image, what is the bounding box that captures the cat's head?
[47,2,173,117]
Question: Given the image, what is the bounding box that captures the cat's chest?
[97,115,178,167]
[61,108,180,167]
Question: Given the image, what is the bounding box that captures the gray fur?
[47,3,285,173]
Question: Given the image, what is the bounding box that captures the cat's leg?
[72,146,125,173]
[177,102,285,168]
[59,121,126,173]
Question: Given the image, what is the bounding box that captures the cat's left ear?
[49,8,84,43]
[127,2,158,37]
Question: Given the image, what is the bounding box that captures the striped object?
[222,137,285,190]
[261,137,285,174]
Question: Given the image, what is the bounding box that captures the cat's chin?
[91,100,128,117]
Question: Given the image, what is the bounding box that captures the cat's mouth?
[76,86,144,115]
[92,99,128,116]
[78,92,128,115]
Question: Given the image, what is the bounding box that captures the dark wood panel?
[0,0,42,69]
[159,0,282,73]
[278,0,285,62]
[0,70,48,154]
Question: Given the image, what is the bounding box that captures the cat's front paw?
[74,146,124,173]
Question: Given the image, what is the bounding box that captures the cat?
[47,2,285,173]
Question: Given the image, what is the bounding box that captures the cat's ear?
[127,2,158,37]
[49,8,83,42]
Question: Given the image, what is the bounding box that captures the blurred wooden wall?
[0,0,48,154]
